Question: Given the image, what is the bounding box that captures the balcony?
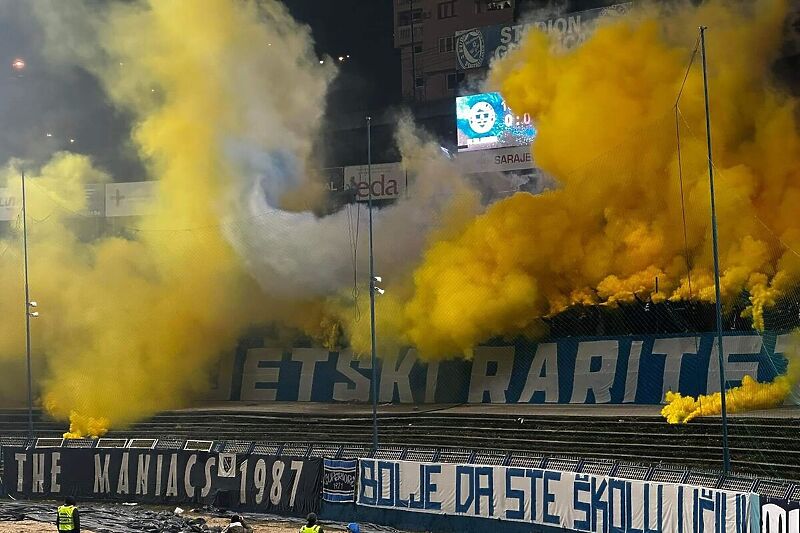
[394,23,423,47]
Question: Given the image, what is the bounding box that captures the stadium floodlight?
[29,311,39,318]
[366,116,379,452]
[374,276,381,283]
[700,25,730,474]
[28,301,37,307]
[20,169,34,438]
[376,288,385,295]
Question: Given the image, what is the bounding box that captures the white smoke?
[223,118,481,298]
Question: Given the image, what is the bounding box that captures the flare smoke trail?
[357,0,800,360]
[662,339,800,423]
[0,0,474,436]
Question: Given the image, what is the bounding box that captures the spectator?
[222,514,253,533]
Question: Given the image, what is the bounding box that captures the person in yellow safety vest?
[55,496,81,532]
[299,512,323,533]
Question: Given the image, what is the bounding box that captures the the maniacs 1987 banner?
[2,447,322,515]
[357,459,754,533]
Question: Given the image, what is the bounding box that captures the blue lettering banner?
[237,332,791,405]
[357,459,754,533]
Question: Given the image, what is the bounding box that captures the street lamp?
[20,170,38,438]
[366,116,382,451]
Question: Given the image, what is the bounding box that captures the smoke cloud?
[2,0,799,433]
[225,116,479,299]
[372,0,800,358]
[0,0,479,436]
[662,337,800,423]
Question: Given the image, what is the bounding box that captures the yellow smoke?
[373,0,800,358]
[0,0,332,436]
[662,342,800,423]
[3,0,799,435]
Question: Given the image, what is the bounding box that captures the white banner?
[105,181,157,217]
[358,459,753,533]
[456,145,535,174]
[0,183,106,220]
[0,188,19,221]
[343,163,406,201]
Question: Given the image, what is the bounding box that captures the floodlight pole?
[367,116,379,451]
[410,0,417,101]
[700,26,731,473]
[21,170,34,439]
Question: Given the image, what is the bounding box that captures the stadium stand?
[0,407,799,484]
[1,438,797,501]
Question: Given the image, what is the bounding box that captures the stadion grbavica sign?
[455,3,631,70]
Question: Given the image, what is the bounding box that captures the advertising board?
[0,187,18,221]
[456,145,535,173]
[343,162,405,201]
[0,183,106,220]
[105,181,157,217]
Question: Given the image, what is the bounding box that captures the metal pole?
[700,26,731,473]
[367,116,379,451]
[21,170,34,439]
[409,0,417,101]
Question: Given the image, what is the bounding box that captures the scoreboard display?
[456,92,537,152]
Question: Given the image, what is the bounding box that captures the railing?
[1,436,797,500]
[395,24,423,47]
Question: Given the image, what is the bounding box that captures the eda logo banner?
[344,163,405,201]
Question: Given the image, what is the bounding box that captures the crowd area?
[0,501,377,533]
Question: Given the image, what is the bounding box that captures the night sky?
[284,0,401,113]
[0,0,400,177]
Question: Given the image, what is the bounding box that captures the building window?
[414,44,423,53]
[487,1,512,10]
[415,76,425,88]
[437,0,456,19]
[446,71,465,90]
[398,8,424,26]
[438,36,455,53]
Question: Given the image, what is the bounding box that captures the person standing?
[300,512,323,533]
[56,496,80,532]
